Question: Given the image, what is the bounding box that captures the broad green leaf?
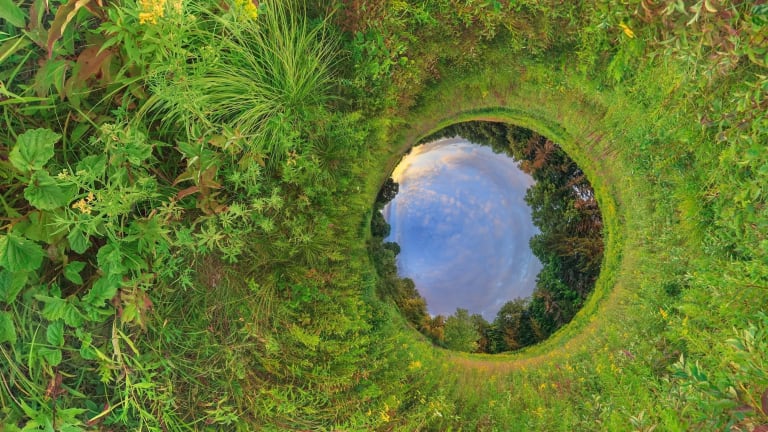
[63,261,85,284]
[0,233,44,272]
[9,128,60,172]
[13,211,52,243]
[0,0,26,28]
[0,311,16,344]
[83,274,119,306]
[24,170,76,210]
[76,154,106,179]
[46,320,64,347]
[38,346,62,366]
[79,344,97,360]
[37,295,84,327]
[0,269,28,304]
[67,226,90,254]
[16,210,61,242]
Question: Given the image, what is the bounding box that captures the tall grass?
[144,0,337,171]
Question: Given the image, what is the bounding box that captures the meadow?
[1,0,767,430]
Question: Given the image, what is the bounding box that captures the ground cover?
[1,0,767,430]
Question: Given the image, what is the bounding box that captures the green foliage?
[145,0,338,173]
[0,233,44,273]
[8,129,60,172]
[1,0,767,430]
[0,0,26,28]
[0,311,16,344]
[443,308,480,352]
[370,209,391,238]
[424,121,604,351]
[24,170,77,211]
[376,177,399,206]
[493,298,538,351]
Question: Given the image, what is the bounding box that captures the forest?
[1,0,767,430]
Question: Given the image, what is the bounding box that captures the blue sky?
[383,137,542,320]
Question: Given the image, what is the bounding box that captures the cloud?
[384,137,544,320]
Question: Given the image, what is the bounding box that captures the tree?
[375,177,399,206]
[494,298,537,351]
[418,121,605,353]
[443,308,480,352]
[370,209,391,237]
[422,315,446,343]
[470,313,491,353]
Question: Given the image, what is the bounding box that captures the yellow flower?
[379,403,390,422]
[169,0,183,13]
[233,0,258,20]
[139,0,167,24]
[659,307,668,320]
[619,23,636,39]
[408,360,422,370]
[86,191,96,203]
[72,199,92,215]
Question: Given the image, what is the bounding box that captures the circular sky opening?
[382,136,542,320]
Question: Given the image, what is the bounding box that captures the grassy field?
[1,0,767,430]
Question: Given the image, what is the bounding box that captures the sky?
[383,137,542,320]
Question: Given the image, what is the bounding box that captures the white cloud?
[384,136,543,320]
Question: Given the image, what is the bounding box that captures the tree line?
[370,122,604,353]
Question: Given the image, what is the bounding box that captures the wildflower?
[86,191,96,203]
[169,0,183,13]
[57,169,70,180]
[659,307,668,320]
[379,404,390,422]
[139,0,167,24]
[408,360,422,370]
[233,0,258,20]
[619,23,636,39]
[72,199,92,215]
[286,149,298,166]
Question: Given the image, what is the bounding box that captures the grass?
[361,35,768,429]
[143,0,338,172]
[2,0,767,430]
